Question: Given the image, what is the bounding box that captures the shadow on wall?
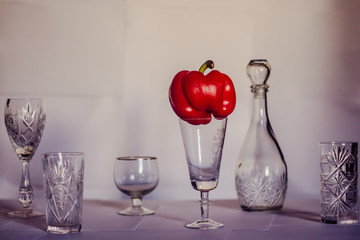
[322,1,360,141]
[338,0,360,107]
[339,0,360,187]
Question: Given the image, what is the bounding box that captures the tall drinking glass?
[179,118,227,229]
[42,152,85,234]
[4,98,46,218]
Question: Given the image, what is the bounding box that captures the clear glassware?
[4,98,46,217]
[114,156,159,216]
[235,60,287,211]
[42,152,85,234]
[320,141,358,224]
[179,118,227,229]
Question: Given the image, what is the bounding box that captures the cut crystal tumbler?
[42,152,85,233]
[320,141,358,224]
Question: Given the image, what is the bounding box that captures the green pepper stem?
[199,60,214,74]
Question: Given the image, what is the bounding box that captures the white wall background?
[0,0,359,202]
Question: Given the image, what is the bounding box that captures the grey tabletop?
[0,198,359,240]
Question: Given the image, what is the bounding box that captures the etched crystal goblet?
[114,156,159,216]
[179,118,227,229]
[4,98,46,217]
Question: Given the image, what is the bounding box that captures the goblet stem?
[200,191,210,221]
[185,190,223,229]
[7,160,43,217]
[131,197,142,209]
[118,197,154,216]
[19,160,34,210]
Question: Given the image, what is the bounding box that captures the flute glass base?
[185,218,224,230]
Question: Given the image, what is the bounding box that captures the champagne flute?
[114,156,159,216]
[179,118,227,229]
[4,98,46,218]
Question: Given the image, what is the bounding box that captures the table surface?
[0,197,359,240]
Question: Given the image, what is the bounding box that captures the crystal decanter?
[235,59,287,211]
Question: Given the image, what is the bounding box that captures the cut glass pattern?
[5,102,46,160]
[236,170,287,209]
[45,162,84,226]
[320,145,358,221]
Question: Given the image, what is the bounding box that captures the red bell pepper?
[169,60,236,125]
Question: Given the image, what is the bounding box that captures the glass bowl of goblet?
[114,156,159,216]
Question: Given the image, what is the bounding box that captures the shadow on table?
[0,201,47,230]
[276,208,320,223]
[211,199,320,223]
[85,199,124,209]
[84,199,159,212]
[211,199,240,210]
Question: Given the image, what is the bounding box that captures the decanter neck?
[251,84,269,98]
[250,85,269,123]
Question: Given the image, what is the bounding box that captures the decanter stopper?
[247,59,271,91]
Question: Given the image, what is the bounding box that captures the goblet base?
[6,208,43,218]
[118,206,155,216]
[185,218,224,229]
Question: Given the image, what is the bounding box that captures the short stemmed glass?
[114,156,159,216]
[179,118,227,229]
[4,98,46,218]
